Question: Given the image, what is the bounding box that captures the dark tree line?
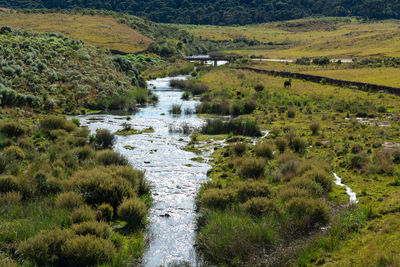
[0,0,399,25]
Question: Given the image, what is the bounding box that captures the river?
[78,76,210,266]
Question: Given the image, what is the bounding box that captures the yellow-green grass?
[196,67,400,265]
[0,13,153,53]
[176,17,400,58]
[246,61,400,88]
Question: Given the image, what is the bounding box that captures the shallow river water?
[78,76,210,266]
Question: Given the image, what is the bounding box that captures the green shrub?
[3,146,25,161]
[310,121,321,135]
[39,116,76,132]
[290,136,307,154]
[232,181,272,202]
[55,191,84,210]
[61,235,116,267]
[71,205,96,224]
[275,137,287,153]
[18,229,75,266]
[117,198,147,227]
[237,157,266,178]
[0,122,25,138]
[96,150,128,166]
[231,142,247,156]
[240,197,280,217]
[254,142,274,159]
[181,91,191,100]
[279,187,311,201]
[287,197,330,229]
[73,146,94,162]
[288,177,324,198]
[0,175,21,193]
[302,170,333,193]
[97,203,114,222]
[111,166,147,194]
[197,211,276,265]
[95,129,115,149]
[71,221,112,239]
[199,188,235,209]
[348,153,369,169]
[69,168,134,208]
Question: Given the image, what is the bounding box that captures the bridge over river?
[185,55,235,66]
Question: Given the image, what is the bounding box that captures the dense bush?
[71,221,112,239]
[310,121,321,135]
[95,129,115,149]
[288,177,324,198]
[254,142,274,159]
[240,197,280,217]
[39,116,76,132]
[18,229,75,266]
[275,137,287,153]
[117,197,147,227]
[237,157,266,178]
[62,235,116,267]
[197,211,276,265]
[199,188,235,210]
[0,122,25,138]
[279,187,311,201]
[96,150,128,166]
[71,205,96,224]
[231,142,247,156]
[287,197,330,230]
[0,175,21,193]
[97,203,114,222]
[302,170,333,193]
[232,181,272,202]
[55,191,84,211]
[3,146,25,161]
[170,79,208,95]
[68,168,134,208]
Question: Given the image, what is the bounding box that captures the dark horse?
[284,81,291,88]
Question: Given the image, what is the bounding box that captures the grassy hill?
[178,17,400,58]
[0,12,153,53]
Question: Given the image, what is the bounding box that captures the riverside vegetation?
[0,25,156,266]
[184,66,400,266]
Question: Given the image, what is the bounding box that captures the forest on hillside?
[0,0,399,25]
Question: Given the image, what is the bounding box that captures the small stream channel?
[78,76,211,266]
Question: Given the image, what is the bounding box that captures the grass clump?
[97,203,114,222]
[61,235,116,267]
[310,121,321,135]
[95,129,115,149]
[68,168,134,209]
[0,191,22,205]
[287,197,330,230]
[71,205,96,224]
[0,175,22,194]
[169,104,182,115]
[96,150,128,166]
[0,121,25,138]
[117,197,147,228]
[71,221,112,239]
[254,141,274,159]
[202,118,261,137]
[197,211,276,265]
[237,157,266,178]
[55,191,84,211]
[240,197,280,218]
[231,142,247,156]
[39,116,76,132]
[199,188,235,210]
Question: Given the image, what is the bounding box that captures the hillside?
[0,0,400,25]
[0,12,153,54]
[178,18,400,58]
[0,9,212,56]
[0,25,152,113]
